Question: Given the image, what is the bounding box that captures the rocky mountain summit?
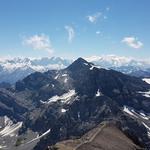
[0,55,150,84]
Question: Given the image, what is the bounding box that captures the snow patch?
[77,112,80,119]
[61,109,67,113]
[138,91,150,98]
[143,78,150,84]
[41,90,76,104]
[96,89,102,97]
[123,106,149,120]
[4,116,13,126]
[123,106,138,118]
[47,95,60,103]
[26,129,51,144]
[139,112,149,120]
[140,112,146,117]
[54,74,59,79]
[0,116,23,137]
[64,78,68,83]
[90,64,101,70]
[142,122,150,137]
[0,145,7,148]
[62,74,67,77]
[84,63,89,66]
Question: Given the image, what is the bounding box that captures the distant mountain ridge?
[86,55,150,68]
[0,55,150,84]
[0,57,72,84]
[86,55,150,77]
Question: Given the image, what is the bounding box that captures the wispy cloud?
[122,36,143,49]
[106,7,110,11]
[65,25,75,43]
[23,34,54,54]
[96,31,101,35]
[87,12,102,23]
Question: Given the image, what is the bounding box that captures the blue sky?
[0,0,150,59]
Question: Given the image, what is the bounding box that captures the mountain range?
[0,55,150,84]
[0,57,150,150]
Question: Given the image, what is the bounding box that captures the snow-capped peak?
[0,55,150,84]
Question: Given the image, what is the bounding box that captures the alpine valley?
[0,57,150,150]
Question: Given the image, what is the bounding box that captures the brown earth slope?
[51,122,142,150]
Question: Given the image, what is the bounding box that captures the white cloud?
[96,31,101,35]
[87,12,102,23]
[103,16,107,19]
[65,26,75,43]
[23,34,54,54]
[106,7,110,11]
[122,36,143,49]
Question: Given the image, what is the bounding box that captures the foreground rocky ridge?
[52,122,142,150]
[0,58,150,150]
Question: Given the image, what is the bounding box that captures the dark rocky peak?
[66,57,93,72]
[15,72,55,91]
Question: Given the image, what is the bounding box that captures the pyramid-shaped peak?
[74,57,89,63]
[66,57,92,71]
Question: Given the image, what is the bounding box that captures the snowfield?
[138,78,150,98]
[143,78,150,84]
[40,90,76,104]
[123,106,149,120]
[26,129,51,144]
[123,106,138,118]
[138,91,150,98]
[0,116,22,137]
[123,106,150,137]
